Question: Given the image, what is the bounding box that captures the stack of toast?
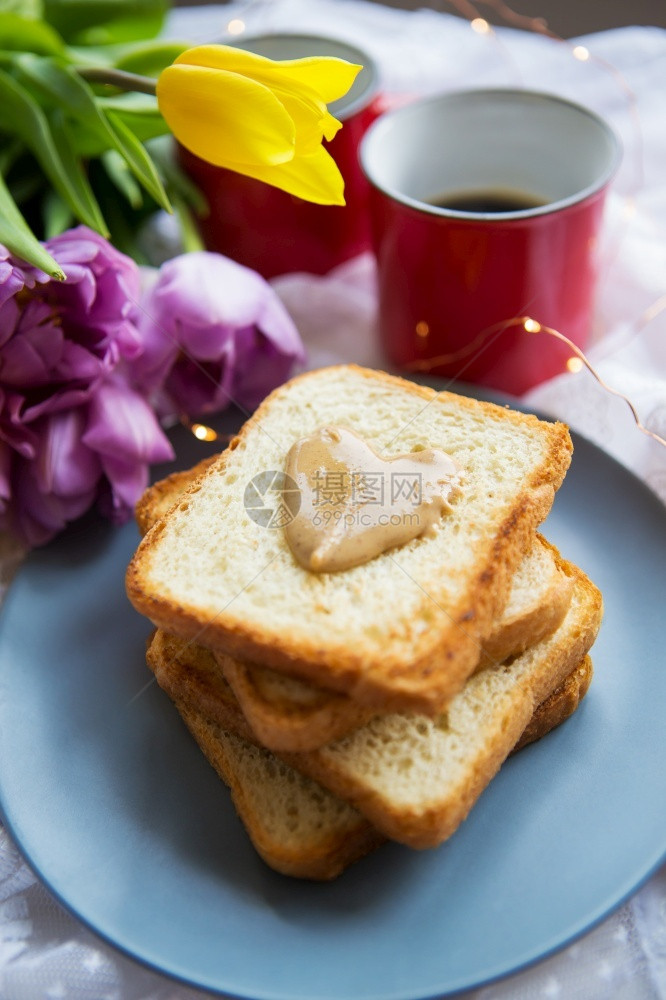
[126,365,603,879]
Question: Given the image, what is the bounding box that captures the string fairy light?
[470,17,492,34]
[444,0,645,192]
[180,418,236,446]
[520,317,666,448]
[209,0,661,456]
[407,315,666,450]
[401,0,661,452]
[189,422,219,442]
[226,18,246,35]
[463,0,558,37]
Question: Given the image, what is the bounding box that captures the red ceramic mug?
[360,88,621,395]
[180,34,381,280]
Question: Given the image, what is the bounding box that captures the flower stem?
[76,67,157,96]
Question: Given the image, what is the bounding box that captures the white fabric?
[1,2,664,998]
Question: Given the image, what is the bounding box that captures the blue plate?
[0,389,664,1000]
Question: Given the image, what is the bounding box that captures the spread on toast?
[284,425,463,572]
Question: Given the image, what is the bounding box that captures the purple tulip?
[0,228,173,546]
[132,251,305,418]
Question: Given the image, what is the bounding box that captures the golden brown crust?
[146,561,600,859]
[512,654,593,753]
[282,564,602,849]
[148,636,593,879]
[127,366,573,717]
[216,654,376,752]
[174,699,386,880]
[135,455,219,536]
[476,541,574,671]
[146,630,256,741]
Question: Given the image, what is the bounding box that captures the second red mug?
[360,88,621,395]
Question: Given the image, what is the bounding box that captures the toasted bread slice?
[512,654,593,754]
[135,455,218,536]
[216,536,573,750]
[137,468,573,752]
[282,562,602,848]
[127,366,572,715]
[150,635,594,879]
[174,699,385,880]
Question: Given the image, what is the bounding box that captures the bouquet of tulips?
[0,0,360,546]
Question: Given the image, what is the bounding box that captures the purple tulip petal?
[0,312,65,386]
[0,440,12,506]
[231,326,302,410]
[98,454,150,521]
[43,230,104,265]
[23,385,97,424]
[133,250,304,419]
[151,252,286,333]
[82,378,174,464]
[12,457,98,546]
[0,297,21,349]
[164,347,234,416]
[0,227,161,545]
[0,263,27,310]
[0,389,37,457]
[34,410,102,498]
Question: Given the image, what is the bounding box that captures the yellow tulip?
[156,45,362,205]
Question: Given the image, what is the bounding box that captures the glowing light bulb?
[227,18,245,35]
[572,45,590,61]
[523,318,542,333]
[567,357,584,373]
[415,321,430,339]
[191,423,218,442]
[471,17,491,34]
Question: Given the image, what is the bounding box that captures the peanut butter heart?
[284,425,463,572]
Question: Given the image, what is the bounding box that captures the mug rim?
[228,32,379,121]
[359,87,622,221]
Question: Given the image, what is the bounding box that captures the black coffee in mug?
[428,187,548,213]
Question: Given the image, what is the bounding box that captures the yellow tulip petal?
[230,145,346,206]
[322,111,342,142]
[266,56,362,105]
[268,84,341,154]
[157,64,295,168]
[174,45,362,105]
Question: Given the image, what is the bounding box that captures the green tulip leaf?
[49,108,109,233]
[64,41,127,69]
[42,188,74,238]
[96,92,158,115]
[0,12,64,54]
[0,0,43,16]
[105,109,171,212]
[147,136,207,215]
[14,56,170,213]
[0,68,107,233]
[0,170,65,277]
[42,0,167,45]
[113,39,187,78]
[15,52,108,123]
[96,92,168,143]
[101,148,143,208]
